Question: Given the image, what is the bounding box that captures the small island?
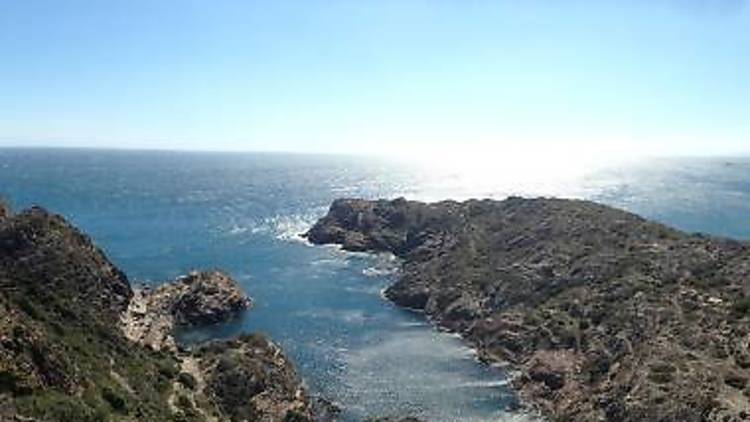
[307,196,750,421]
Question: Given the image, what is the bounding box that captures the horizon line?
[1,144,750,161]
[0,144,388,158]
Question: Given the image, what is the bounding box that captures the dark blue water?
[2,148,750,421]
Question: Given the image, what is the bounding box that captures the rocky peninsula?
[122,270,252,352]
[307,197,750,421]
[0,204,314,421]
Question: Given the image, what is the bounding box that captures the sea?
[2,148,749,421]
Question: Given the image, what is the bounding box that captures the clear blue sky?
[1,0,748,156]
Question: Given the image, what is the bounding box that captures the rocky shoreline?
[121,270,252,352]
[0,204,315,421]
[307,196,750,421]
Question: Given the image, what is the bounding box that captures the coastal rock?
[0,204,314,422]
[311,397,341,421]
[305,198,435,254]
[0,201,9,220]
[120,288,178,352]
[122,270,251,352]
[526,350,576,391]
[194,334,314,421]
[309,196,750,421]
[0,206,182,420]
[171,270,252,326]
[0,206,132,323]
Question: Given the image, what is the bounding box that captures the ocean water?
[2,148,750,421]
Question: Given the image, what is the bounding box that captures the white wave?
[217,211,321,242]
[459,380,510,388]
[265,213,318,242]
[362,266,397,277]
[228,224,250,235]
[361,253,400,278]
[397,321,429,328]
[217,219,267,238]
[343,284,383,295]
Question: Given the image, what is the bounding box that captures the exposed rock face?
[121,288,179,352]
[0,207,132,323]
[171,271,252,326]
[0,205,312,422]
[0,207,181,420]
[123,271,251,352]
[306,198,430,254]
[308,196,750,421]
[195,334,313,422]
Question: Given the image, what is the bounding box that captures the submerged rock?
[309,196,750,421]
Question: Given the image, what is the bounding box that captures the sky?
[1,0,749,159]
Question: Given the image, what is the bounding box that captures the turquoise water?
[2,148,750,421]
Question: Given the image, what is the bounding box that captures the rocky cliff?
[0,203,314,422]
[122,270,251,352]
[308,197,750,421]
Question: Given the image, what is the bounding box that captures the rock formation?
[0,200,10,220]
[170,271,252,326]
[194,334,313,421]
[122,270,251,352]
[308,196,750,421]
[0,205,313,421]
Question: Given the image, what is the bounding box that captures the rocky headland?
[0,204,314,421]
[122,270,251,352]
[307,196,750,421]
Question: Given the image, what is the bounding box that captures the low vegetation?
[0,203,314,421]
[309,196,750,421]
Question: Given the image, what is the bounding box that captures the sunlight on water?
[335,328,528,421]
[398,144,642,202]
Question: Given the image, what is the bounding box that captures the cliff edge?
[0,203,314,422]
[308,196,750,421]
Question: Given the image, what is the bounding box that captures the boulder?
[171,270,252,326]
[121,270,251,352]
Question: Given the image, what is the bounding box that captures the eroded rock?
[309,196,750,421]
[0,202,314,422]
[171,271,252,326]
[195,334,314,422]
[122,270,251,352]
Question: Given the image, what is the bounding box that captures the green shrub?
[178,372,198,390]
[648,371,674,384]
[102,387,127,414]
[16,391,110,422]
[17,297,41,320]
[176,394,192,409]
[733,297,750,317]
